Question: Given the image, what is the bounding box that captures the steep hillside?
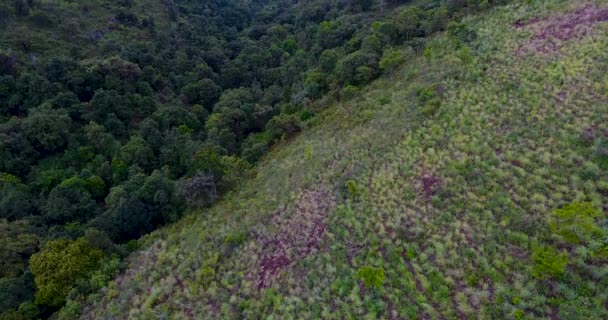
[80,1,608,319]
[3,0,472,318]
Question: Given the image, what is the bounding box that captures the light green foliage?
[356,266,385,289]
[531,245,569,280]
[345,179,360,197]
[304,145,313,160]
[549,202,604,245]
[379,47,406,73]
[29,238,103,306]
[0,173,19,185]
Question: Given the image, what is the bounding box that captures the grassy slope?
[81,1,608,318]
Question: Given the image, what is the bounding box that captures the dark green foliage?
[447,21,478,45]
[180,79,222,108]
[266,113,302,141]
[43,181,100,224]
[23,106,71,153]
[13,0,29,17]
[335,50,380,86]
[0,272,35,316]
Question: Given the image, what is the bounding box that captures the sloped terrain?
[82,1,608,319]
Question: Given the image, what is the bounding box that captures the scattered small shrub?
[356,266,385,289]
[345,179,360,197]
[224,232,247,246]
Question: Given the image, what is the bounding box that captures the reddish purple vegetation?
[419,174,442,199]
[516,4,608,54]
[255,189,335,288]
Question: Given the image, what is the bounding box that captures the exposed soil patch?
[516,4,608,54]
[416,173,443,199]
[254,188,336,288]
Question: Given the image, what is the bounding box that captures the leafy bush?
[356,266,385,289]
[531,245,569,280]
[447,22,477,45]
[345,179,360,197]
[549,202,603,245]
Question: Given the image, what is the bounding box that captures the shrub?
[447,22,477,45]
[356,266,385,289]
[379,48,405,73]
[265,113,302,142]
[345,180,360,197]
[549,202,603,245]
[531,245,568,280]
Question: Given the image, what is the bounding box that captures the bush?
[379,48,405,73]
[531,245,568,280]
[549,202,603,245]
[345,180,360,197]
[447,22,477,45]
[356,266,385,289]
[265,113,302,142]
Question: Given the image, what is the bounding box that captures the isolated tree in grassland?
[29,238,103,306]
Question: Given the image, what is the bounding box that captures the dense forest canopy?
[0,0,507,318]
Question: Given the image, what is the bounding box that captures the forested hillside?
[81,0,608,318]
[0,0,505,318]
[4,0,608,319]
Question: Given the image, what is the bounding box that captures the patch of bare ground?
[253,188,336,288]
[515,4,608,54]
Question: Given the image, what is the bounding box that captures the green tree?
[120,136,156,171]
[29,238,103,306]
[23,106,71,153]
[265,113,302,142]
[43,181,100,224]
[0,183,37,220]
